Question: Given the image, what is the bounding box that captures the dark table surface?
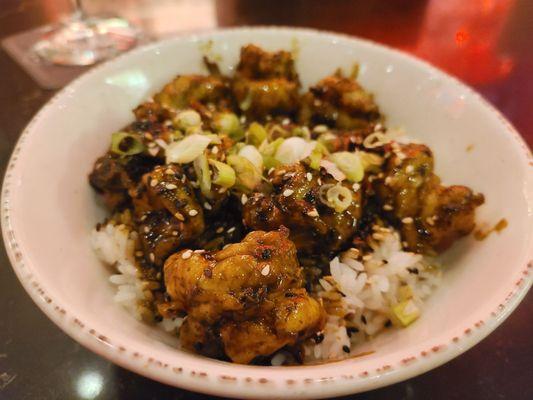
[0,0,531,399]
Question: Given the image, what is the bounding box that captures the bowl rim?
[2,26,532,399]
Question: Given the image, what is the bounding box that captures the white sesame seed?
[211,146,219,155]
[218,187,227,194]
[282,118,290,126]
[402,241,409,248]
[144,132,154,140]
[283,189,294,197]
[155,138,168,149]
[204,202,212,210]
[372,233,385,241]
[216,227,224,234]
[405,165,414,174]
[383,204,393,211]
[165,168,174,175]
[135,251,143,257]
[143,226,150,233]
[307,209,319,217]
[317,178,322,185]
[313,125,328,133]
[241,194,248,205]
[165,183,177,190]
[188,209,198,216]
[174,212,185,221]
[181,250,193,259]
[261,264,271,276]
[352,183,360,192]
[240,115,247,124]
[426,217,435,226]
[149,253,155,262]
[150,179,158,187]
[268,167,275,175]
[362,254,372,261]
[172,231,178,236]
[306,172,313,182]
[384,176,392,185]
[194,249,205,254]
[227,227,236,234]
[402,217,414,224]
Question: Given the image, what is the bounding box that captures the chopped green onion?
[245,122,267,146]
[329,152,364,182]
[239,92,253,111]
[308,142,328,170]
[208,159,236,188]
[193,153,211,197]
[174,109,202,129]
[275,137,316,165]
[326,184,353,213]
[398,285,413,302]
[213,112,243,141]
[239,145,263,171]
[359,151,384,172]
[165,134,212,164]
[259,138,284,170]
[227,154,262,192]
[317,132,338,152]
[391,300,420,327]
[291,126,311,141]
[110,132,145,156]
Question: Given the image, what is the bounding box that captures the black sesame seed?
[385,319,392,328]
[346,327,359,337]
[361,315,367,324]
[260,248,272,260]
[342,345,351,353]
[407,267,419,275]
[193,342,204,351]
[314,333,325,344]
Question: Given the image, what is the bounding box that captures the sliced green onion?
[329,152,364,182]
[259,138,284,170]
[398,285,413,302]
[317,132,338,152]
[308,142,328,170]
[326,184,353,213]
[391,300,420,327]
[227,154,262,192]
[275,137,316,165]
[208,159,236,188]
[213,112,243,141]
[174,109,202,130]
[291,126,311,141]
[193,153,211,197]
[239,145,263,171]
[239,92,253,111]
[110,132,145,156]
[165,134,212,164]
[359,151,384,172]
[245,122,267,146]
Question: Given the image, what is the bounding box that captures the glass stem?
[71,0,86,20]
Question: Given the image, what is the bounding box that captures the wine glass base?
[33,17,140,66]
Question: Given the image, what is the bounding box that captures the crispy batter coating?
[242,164,362,256]
[300,71,381,130]
[163,229,325,363]
[374,143,484,254]
[233,45,300,119]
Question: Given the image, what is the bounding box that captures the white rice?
[91,223,183,331]
[305,230,441,362]
[91,223,440,364]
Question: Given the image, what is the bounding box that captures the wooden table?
[0,1,531,399]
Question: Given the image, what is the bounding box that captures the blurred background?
[0,1,531,399]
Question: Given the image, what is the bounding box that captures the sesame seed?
[240,115,247,124]
[143,226,150,233]
[426,217,435,226]
[181,250,193,259]
[261,264,271,276]
[165,168,174,175]
[218,187,227,194]
[135,251,143,257]
[194,249,205,254]
[317,178,322,185]
[405,165,414,174]
[150,179,158,187]
[306,172,313,182]
[362,254,372,261]
[402,241,409,247]
[284,172,295,178]
[155,139,167,149]
[149,253,155,262]
[165,183,177,190]
[384,176,392,186]
[188,209,198,216]
[172,231,178,236]
[313,125,328,133]
[144,132,154,140]
[283,189,294,197]
[268,168,275,175]
[216,227,224,233]
[402,217,414,224]
[241,194,248,205]
[227,227,236,234]
[211,146,219,155]
[181,176,186,183]
[174,212,185,221]
[383,204,393,211]
[307,209,319,217]
[282,118,290,125]
[204,202,212,210]
[352,183,360,191]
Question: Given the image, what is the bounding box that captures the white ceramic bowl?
[2,28,532,399]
